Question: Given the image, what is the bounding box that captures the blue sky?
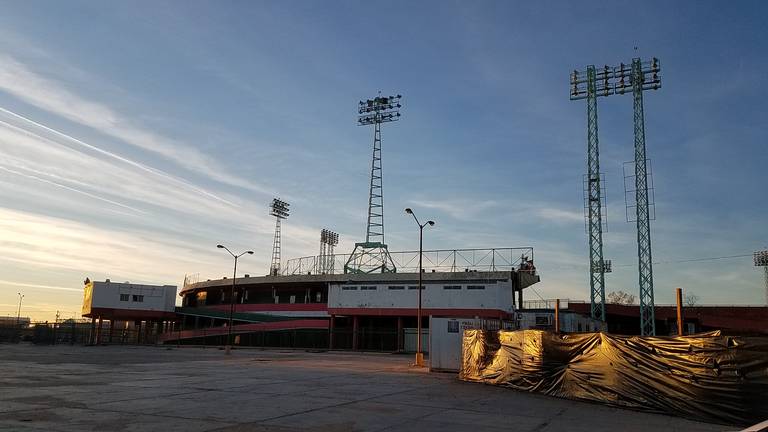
[0,1,765,320]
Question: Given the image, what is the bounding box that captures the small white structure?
[429,316,515,372]
[82,279,177,317]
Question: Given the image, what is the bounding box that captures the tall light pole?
[269,198,290,276]
[571,56,662,335]
[16,292,24,326]
[345,93,402,274]
[217,244,254,355]
[755,250,768,305]
[405,208,434,367]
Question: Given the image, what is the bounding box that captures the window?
[467,285,485,290]
[119,294,129,302]
[443,285,461,290]
[447,321,459,333]
[342,286,358,291]
[360,286,377,290]
[408,286,424,290]
[388,286,405,290]
[132,295,144,302]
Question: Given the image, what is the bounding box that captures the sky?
[0,1,766,321]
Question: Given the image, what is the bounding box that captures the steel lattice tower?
[345,93,401,274]
[571,65,611,322]
[367,122,384,243]
[269,198,290,276]
[572,57,660,334]
[586,66,607,322]
[630,58,655,336]
[754,250,768,305]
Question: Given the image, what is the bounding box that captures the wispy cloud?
[0,107,237,207]
[0,55,269,193]
[534,207,584,225]
[0,280,83,293]
[406,198,501,221]
[0,166,147,215]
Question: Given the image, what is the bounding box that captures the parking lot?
[0,344,730,431]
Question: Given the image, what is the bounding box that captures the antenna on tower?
[345,93,402,274]
[269,198,290,276]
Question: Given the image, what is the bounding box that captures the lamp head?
[427,221,435,226]
[247,251,254,255]
[217,244,224,249]
[405,208,413,214]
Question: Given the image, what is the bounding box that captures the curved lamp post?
[217,244,254,355]
[405,208,434,367]
[16,292,24,326]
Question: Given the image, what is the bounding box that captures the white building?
[82,279,177,318]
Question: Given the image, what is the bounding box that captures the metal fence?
[282,247,535,276]
[0,320,169,346]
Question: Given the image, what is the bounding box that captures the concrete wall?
[328,279,514,312]
[84,280,177,314]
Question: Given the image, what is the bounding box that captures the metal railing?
[523,299,571,310]
[282,247,534,276]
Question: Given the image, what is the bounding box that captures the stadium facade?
[168,248,540,351]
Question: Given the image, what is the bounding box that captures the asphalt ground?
[0,344,732,432]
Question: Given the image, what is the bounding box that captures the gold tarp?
[460,329,768,426]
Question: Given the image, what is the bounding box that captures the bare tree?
[684,293,700,307]
[606,290,636,305]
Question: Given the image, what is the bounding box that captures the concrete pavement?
[0,344,731,431]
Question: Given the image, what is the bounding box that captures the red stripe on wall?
[327,307,512,319]
[160,319,329,341]
[204,303,328,313]
[83,307,177,320]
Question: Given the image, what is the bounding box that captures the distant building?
[81,279,178,344]
[0,316,30,327]
[567,302,768,335]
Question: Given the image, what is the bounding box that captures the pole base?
[414,352,425,367]
[224,345,232,355]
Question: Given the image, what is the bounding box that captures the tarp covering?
[460,329,768,426]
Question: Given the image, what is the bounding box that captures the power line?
[613,253,753,267]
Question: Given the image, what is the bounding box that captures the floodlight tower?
[345,93,402,274]
[269,198,290,276]
[319,229,339,274]
[755,250,768,305]
[571,57,661,335]
[570,65,613,322]
[615,58,662,336]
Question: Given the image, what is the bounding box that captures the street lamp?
[217,244,254,355]
[16,292,24,326]
[405,208,435,367]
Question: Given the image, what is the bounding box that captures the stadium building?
[168,248,540,351]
